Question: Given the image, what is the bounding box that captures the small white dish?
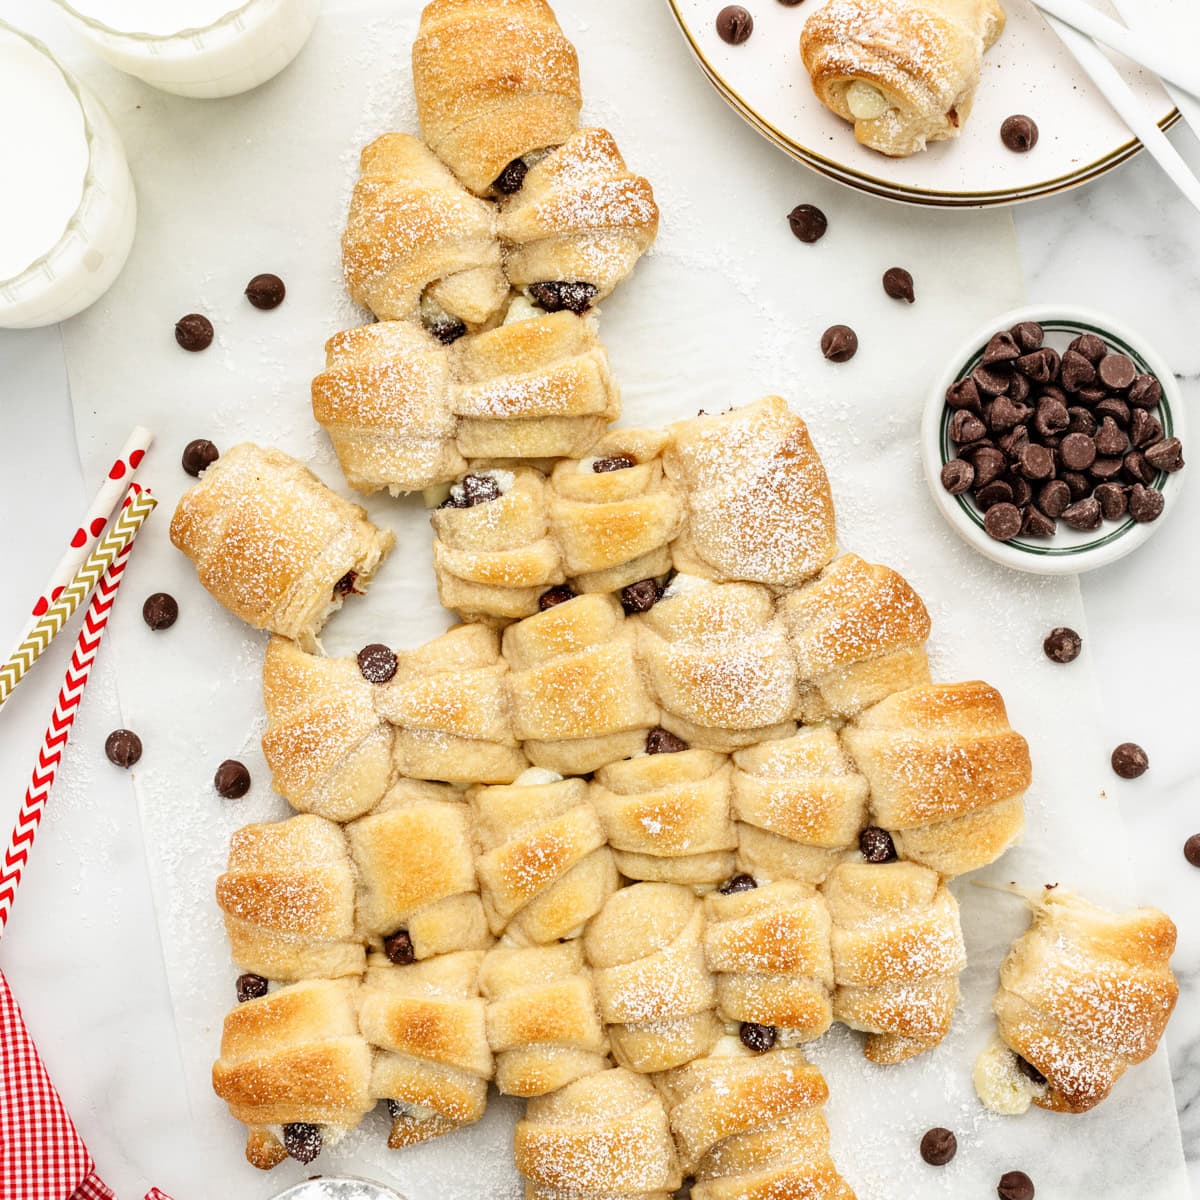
[922,304,1187,575]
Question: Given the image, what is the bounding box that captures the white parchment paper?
[59,1,1189,1196]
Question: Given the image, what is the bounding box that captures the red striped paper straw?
[0,491,156,935]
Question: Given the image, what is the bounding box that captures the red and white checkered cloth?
[1,970,176,1200]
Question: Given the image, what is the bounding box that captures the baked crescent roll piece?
[342,133,507,333]
[346,779,491,960]
[841,680,1032,876]
[412,0,582,197]
[657,1043,854,1200]
[212,979,374,1171]
[635,578,797,752]
[361,950,494,1147]
[480,941,609,1097]
[584,882,721,1073]
[515,1067,682,1200]
[731,728,869,885]
[260,637,394,821]
[217,815,363,983]
[469,769,618,943]
[799,0,1006,158]
[548,427,684,596]
[976,887,1178,1116]
[591,749,736,886]
[703,879,834,1041]
[663,397,837,589]
[780,553,932,722]
[500,128,659,311]
[452,304,620,460]
[311,321,463,495]
[503,593,660,773]
[169,443,395,649]
[431,467,566,624]
[375,624,528,784]
[822,860,966,1064]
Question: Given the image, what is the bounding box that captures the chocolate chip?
[181,438,219,476]
[950,410,987,444]
[1088,457,1124,483]
[1006,371,1031,403]
[646,727,688,755]
[945,378,982,411]
[1011,321,1044,352]
[214,759,252,799]
[997,426,1029,459]
[821,324,857,362]
[493,157,529,194]
[1094,482,1127,520]
[1131,409,1163,449]
[1127,373,1162,408]
[142,592,178,630]
[1123,451,1155,486]
[1061,497,1101,531]
[462,473,502,506]
[738,1022,776,1052]
[105,729,142,768]
[1094,397,1130,427]
[1066,407,1097,437]
[859,826,897,863]
[527,281,598,313]
[429,317,468,345]
[1000,115,1038,152]
[1093,417,1128,458]
[1016,1055,1048,1086]
[997,1171,1035,1200]
[984,502,1022,541]
[971,447,1007,488]
[621,579,661,614]
[236,973,268,1003]
[1183,834,1200,868]
[920,1127,957,1166]
[1060,349,1096,392]
[987,396,1030,432]
[976,480,1014,509]
[1033,398,1069,438]
[1058,432,1096,471]
[1017,443,1054,481]
[333,570,357,596]
[1021,506,1054,537]
[787,204,827,243]
[1111,742,1149,779]
[1043,627,1081,664]
[719,873,758,895]
[283,1123,322,1164]
[1037,478,1070,518]
[1062,471,1091,500]
[174,313,213,351]
[1069,333,1107,363]
[716,4,754,42]
[593,455,635,473]
[882,267,915,303]
[1128,484,1164,523]
[1076,384,1108,406]
[1010,476,1033,508]
[1145,437,1185,473]
[538,585,576,610]
[973,363,1011,396]
[354,643,396,685]
[1097,353,1135,390]
[384,929,415,965]
[244,273,285,310]
[1015,348,1057,382]
[940,459,974,495]
[983,331,1021,365]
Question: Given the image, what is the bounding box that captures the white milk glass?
[53,0,321,99]
[0,21,136,330]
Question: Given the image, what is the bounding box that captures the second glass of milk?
[53,0,320,99]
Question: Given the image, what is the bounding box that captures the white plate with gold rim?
[664,0,1183,207]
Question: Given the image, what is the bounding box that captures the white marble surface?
[0,2,1198,1198]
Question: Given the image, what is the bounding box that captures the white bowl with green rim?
[922,305,1187,575]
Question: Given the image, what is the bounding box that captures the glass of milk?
[0,21,136,330]
[52,0,320,99]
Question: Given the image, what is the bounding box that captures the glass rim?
[49,0,274,44]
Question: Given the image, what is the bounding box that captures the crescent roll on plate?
[975,887,1178,1115]
[800,0,1007,157]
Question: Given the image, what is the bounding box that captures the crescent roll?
[976,887,1178,1115]
[346,779,491,959]
[591,749,736,886]
[342,132,507,332]
[217,815,363,983]
[781,553,932,722]
[823,860,966,1064]
[260,636,394,821]
[412,0,582,197]
[800,0,1006,157]
[480,941,608,1097]
[360,950,493,1147]
[169,443,394,649]
[703,880,834,1041]
[841,680,1031,876]
[584,882,721,1073]
[663,397,837,589]
[515,1067,682,1200]
[731,728,869,885]
[469,770,618,943]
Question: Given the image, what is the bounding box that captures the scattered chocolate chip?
[987,395,1028,432]
[1006,371,1031,403]
[181,438,219,476]
[1123,451,1155,486]
[1093,417,1128,458]
[997,425,1029,458]
[236,973,269,1003]
[593,455,636,473]
[1060,349,1096,392]
[1094,482,1127,520]
[1128,373,1162,408]
[1131,409,1163,449]
[646,727,689,755]
[429,317,468,345]
[384,929,416,965]
[1069,333,1107,363]
[950,410,988,444]
[1033,398,1069,438]
[1015,348,1057,382]
[738,1022,776,1052]
[1058,432,1096,471]
[104,729,142,768]
[174,312,213,351]
[245,273,286,310]
[1184,834,1200,868]
[940,459,974,495]
[920,1127,957,1166]
[1145,437,1185,473]
[1128,483,1164,523]
[1010,476,1032,508]
[527,280,598,313]
[142,592,178,630]
[1022,506,1055,537]
[859,826,897,863]
[1062,470,1091,500]
[1001,114,1038,152]
[493,157,529,195]
[1088,456,1124,482]
[538,585,576,610]
[821,324,857,362]
[1097,353,1135,390]
[1017,443,1055,481]
[984,502,1023,541]
[945,378,982,411]
[983,331,1021,365]
[283,1123,322,1164]
[356,643,398,684]
[621,579,661,614]
[719,873,758,895]
[1061,497,1101,531]
[971,447,1007,488]
[1016,1055,1048,1086]
[462,473,501,506]
[1094,397,1130,427]
[214,759,252,799]
[1011,321,1044,352]
[883,267,915,303]
[973,362,1011,396]
[1043,626,1082,664]
[1066,407,1097,437]
[1076,384,1108,406]
[976,479,1014,509]
[997,1171,1035,1200]
[716,4,754,42]
[1111,742,1149,779]
[787,204,827,243]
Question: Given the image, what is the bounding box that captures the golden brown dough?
[169,443,394,649]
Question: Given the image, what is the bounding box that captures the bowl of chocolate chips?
[923,305,1186,574]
